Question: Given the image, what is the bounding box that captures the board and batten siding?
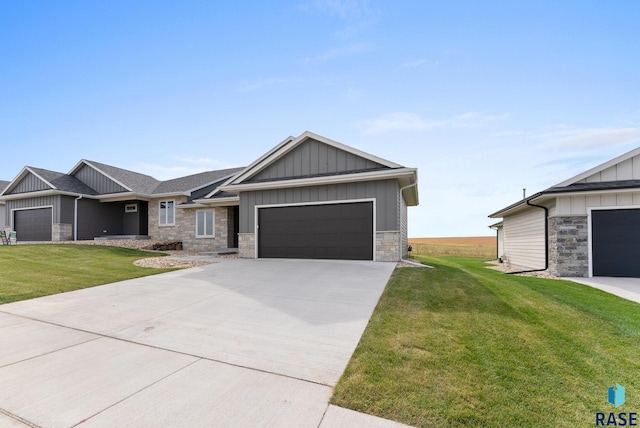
[246,138,386,182]
[503,207,546,270]
[239,180,400,233]
[555,192,640,216]
[74,165,127,194]
[0,204,5,229]
[580,154,640,183]
[8,173,50,194]
[6,196,60,224]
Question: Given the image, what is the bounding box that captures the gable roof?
[214,131,418,205]
[489,146,640,218]
[1,166,98,196]
[70,160,161,194]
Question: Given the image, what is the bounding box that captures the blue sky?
[2,1,639,237]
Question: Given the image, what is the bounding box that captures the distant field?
[408,236,496,258]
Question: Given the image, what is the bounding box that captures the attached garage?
[14,208,52,241]
[591,209,640,277]
[257,201,374,260]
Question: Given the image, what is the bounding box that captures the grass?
[0,245,176,304]
[409,237,496,259]
[331,255,640,427]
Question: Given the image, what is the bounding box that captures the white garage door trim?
[11,205,54,241]
[254,198,377,261]
[588,205,640,277]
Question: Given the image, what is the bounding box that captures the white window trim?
[159,200,175,227]
[195,209,215,238]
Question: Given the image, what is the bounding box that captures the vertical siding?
[247,138,386,181]
[74,165,127,194]
[77,199,125,239]
[0,204,5,229]
[580,154,640,183]
[8,173,50,194]
[239,179,401,232]
[503,207,546,270]
[6,196,59,224]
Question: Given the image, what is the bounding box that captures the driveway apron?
[0,259,396,427]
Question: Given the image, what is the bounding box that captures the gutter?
[506,199,549,275]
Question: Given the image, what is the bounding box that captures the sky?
[1,1,639,237]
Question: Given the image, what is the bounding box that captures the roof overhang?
[0,189,99,201]
[191,196,240,207]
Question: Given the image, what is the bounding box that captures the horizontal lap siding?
[239,180,399,233]
[503,208,546,270]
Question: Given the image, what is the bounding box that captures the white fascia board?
[554,146,640,187]
[488,193,551,218]
[0,189,98,201]
[78,160,134,192]
[97,193,151,202]
[176,203,208,209]
[148,191,190,198]
[191,196,240,206]
[220,168,417,193]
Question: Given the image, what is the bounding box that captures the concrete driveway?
[567,276,640,304]
[0,258,408,427]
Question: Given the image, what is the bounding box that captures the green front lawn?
[0,245,175,304]
[331,256,640,427]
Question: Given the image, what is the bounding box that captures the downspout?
[506,199,549,275]
[399,181,418,263]
[74,195,82,241]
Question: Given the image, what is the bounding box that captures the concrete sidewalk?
[0,258,411,427]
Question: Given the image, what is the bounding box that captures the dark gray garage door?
[592,209,640,277]
[258,202,373,260]
[14,208,52,241]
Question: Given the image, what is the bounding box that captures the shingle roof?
[0,180,9,193]
[83,160,161,194]
[545,179,640,194]
[152,167,244,194]
[29,167,99,195]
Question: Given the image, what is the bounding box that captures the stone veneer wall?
[548,216,589,277]
[52,223,73,241]
[238,233,255,258]
[148,196,230,252]
[376,231,400,262]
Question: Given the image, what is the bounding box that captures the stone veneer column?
[52,223,73,241]
[548,216,589,277]
[238,233,256,258]
[375,231,401,262]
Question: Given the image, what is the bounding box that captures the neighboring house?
[0,180,9,230]
[489,146,640,278]
[0,131,419,261]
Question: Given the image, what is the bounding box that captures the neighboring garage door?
[14,208,52,241]
[258,201,373,260]
[592,209,640,277]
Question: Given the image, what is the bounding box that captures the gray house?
[489,146,640,278]
[0,131,418,261]
[0,180,9,230]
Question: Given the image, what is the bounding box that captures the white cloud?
[357,111,508,135]
[546,127,640,149]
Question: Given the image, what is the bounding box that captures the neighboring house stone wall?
[376,231,400,262]
[149,196,230,252]
[548,216,589,277]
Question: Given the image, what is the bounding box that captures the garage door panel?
[592,209,640,277]
[258,202,373,260]
[14,208,52,242]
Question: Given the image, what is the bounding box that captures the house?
[0,131,419,261]
[489,146,640,278]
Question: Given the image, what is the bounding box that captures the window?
[196,210,215,237]
[125,203,137,213]
[159,201,175,226]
